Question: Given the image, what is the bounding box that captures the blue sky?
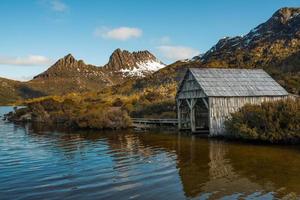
[1,0,299,80]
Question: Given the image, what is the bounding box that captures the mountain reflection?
[22,123,300,199]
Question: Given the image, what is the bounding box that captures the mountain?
[196,7,300,72]
[33,49,164,81]
[0,49,166,104]
[103,48,165,77]
[33,54,108,81]
[27,54,113,95]
[26,49,165,95]
[132,7,300,96]
[31,50,164,95]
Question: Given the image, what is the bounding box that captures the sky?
[1,0,300,81]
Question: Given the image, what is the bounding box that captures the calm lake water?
[1,107,300,200]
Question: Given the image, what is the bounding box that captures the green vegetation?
[7,82,177,129]
[0,77,46,105]
[265,67,300,95]
[8,94,132,129]
[225,99,300,143]
[0,78,23,105]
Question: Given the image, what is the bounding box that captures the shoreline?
[3,116,300,146]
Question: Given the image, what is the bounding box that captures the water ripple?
[1,107,300,200]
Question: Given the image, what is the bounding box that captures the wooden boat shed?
[176,68,289,135]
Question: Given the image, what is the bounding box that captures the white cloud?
[159,36,171,44]
[151,36,171,45]
[94,26,143,41]
[157,45,200,60]
[0,55,53,66]
[49,0,68,12]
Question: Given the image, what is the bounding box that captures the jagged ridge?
[196,7,300,71]
[104,48,165,77]
[34,49,165,80]
[34,54,105,79]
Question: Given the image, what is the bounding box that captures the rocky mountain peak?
[64,53,75,60]
[104,49,165,77]
[196,7,300,70]
[252,7,300,35]
[56,54,78,66]
[272,7,300,24]
[33,54,101,80]
[32,48,165,82]
[106,49,155,69]
[107,49,133,69]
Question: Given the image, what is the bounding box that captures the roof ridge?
[189,67,265,71]
[185,68,288,97]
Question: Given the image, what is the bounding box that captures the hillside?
[0,78,22,105]
[0,77,46,105]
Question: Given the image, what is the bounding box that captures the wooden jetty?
[131,118,209,134]
[131,118,178,129]
[132,118,178,126]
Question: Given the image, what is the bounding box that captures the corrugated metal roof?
[189,68,288,97]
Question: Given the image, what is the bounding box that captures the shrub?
[131,99,176,118]
[112,97,124,107]
[75,107,132,129]
[10,95,132,130]
[225,98,300,143]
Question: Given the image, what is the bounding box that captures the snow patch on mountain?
[119,60,165,77]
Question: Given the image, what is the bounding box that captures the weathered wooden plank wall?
[209,96,288,135]
[177,71,206,99]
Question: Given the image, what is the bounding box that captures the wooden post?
[186,98,197,132]
[201,98,209,109]
[191,99,196,132]
[177,99,182,130]
[208,97,211,136]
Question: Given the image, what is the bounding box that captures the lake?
[0,106,300,200]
